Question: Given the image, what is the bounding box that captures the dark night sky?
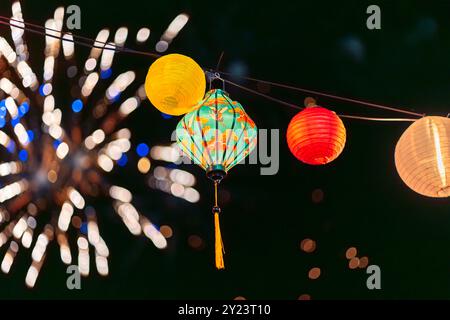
[1,0,450,299]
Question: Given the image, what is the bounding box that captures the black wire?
[216,70,425,118]
[0,17,160,58]
[0,16,423,122]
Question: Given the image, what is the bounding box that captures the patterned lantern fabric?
[145,54,206,116]
[286,106,346,165]
[176,89,257,172]
[395,116,450,198]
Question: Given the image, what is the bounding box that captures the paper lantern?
[176,89,257,269]
[286,105,346,165]
[395,116,450,198]
[144,54,206,116]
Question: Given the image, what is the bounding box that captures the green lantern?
[176,88,257,269]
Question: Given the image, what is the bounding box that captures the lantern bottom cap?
[206,165,227,182]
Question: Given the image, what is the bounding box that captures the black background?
[1,0,450,300]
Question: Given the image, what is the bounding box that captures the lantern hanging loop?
[206,71,226,91]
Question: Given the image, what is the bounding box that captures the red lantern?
[286,105,346,165]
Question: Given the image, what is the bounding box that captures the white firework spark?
[0,1,193,288]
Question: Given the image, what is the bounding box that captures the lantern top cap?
[304,97,317,108]
[206,88,229,97]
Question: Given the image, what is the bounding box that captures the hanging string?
[222,77,420,122]
[338,115,417,122]
[216,70,425,118]
[0,16,424,122]
[0,16,161,58]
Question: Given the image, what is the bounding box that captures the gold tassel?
[214,210,225,270]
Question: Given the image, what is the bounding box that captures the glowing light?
[56,142,69,159]
[68,188,85,209]
[47,170,57,183]
[71,99,83,113]
[62,33,74,58]
[95,253,109,276]
[345,247,357,259]
[2,241,19,274]
[308,267,321,280]
[349,257,360,269]
[160,225,173,239]
[300,239,316,253]
[141,217,167,249]
[77,236,90,276]
[137,157,151,174]
[136,143,150,157]
[145,54,205,115]
[165,14,189,39]
[155,40,169,53]
[109,185,132,203]
[114,27,128,46]
[98,154,114,172]
[395,116,450,197]
[136,28,150,43]
[57,202,74,232]
[117,154,128,167]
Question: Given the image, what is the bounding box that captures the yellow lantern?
[144,54,206,116]
[395,116,450,197]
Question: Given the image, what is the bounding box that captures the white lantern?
[395,116,450,197]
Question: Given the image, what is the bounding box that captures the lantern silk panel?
[287,106,346,165]
[176,89,257,172]
[145,54,206,115]
[395,116,450,198]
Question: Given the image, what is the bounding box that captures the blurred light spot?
[27,130,34,142]
[47,170,57,183]
[234,296,246,300]
[161,113,172,119]
[345,247,357,259]
[53,139,61,149]
[311,189,324,203]
[136,27,150,43]
[160,225,173,239]
[18,149,28,162]
[359,256,369,269]
[136,143,150,157]
[100,68,112,79]
[188,235,204,250]
[298,294,311,300]
[348,257,360,269]
[227,60,249,79]
[117,154,128,167]
[308,267,321,280]
[40,83,52,96]
[300,238,316,253]
[67,65,77,78]
[155,40,168,53]
[71,216,82,229]
[137,157,151,174]
[339,35,365,63]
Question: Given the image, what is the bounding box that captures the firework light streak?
[0,1,192,287]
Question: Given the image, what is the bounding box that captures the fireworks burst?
[0,2,196,287]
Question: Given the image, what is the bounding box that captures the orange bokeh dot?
[348,257,360,269]
[298,294,311,300]
[300,238,316,253]
[359,256,369,268]
[345,247,357,259]
[160,225,173,239]
[308,267,321,280]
